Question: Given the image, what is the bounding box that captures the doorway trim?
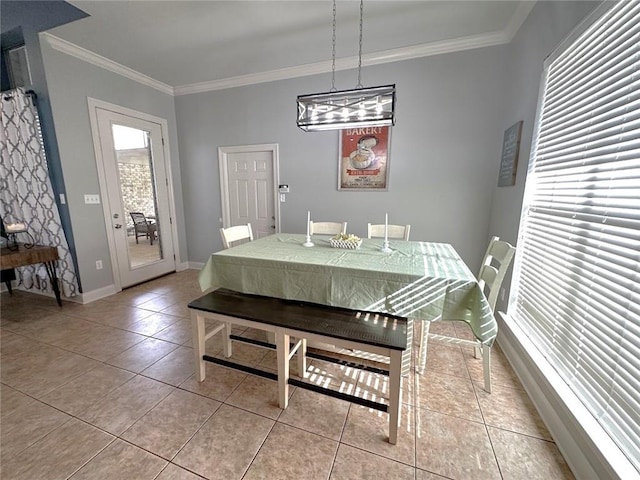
[87,97,181,291]
[218,143,281,231]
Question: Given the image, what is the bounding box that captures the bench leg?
[388,349,402,445]
[276,328,290,409]
[298,338,307,378]
[190,310,206,382]
[223,322,233,358]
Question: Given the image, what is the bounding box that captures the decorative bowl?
[330,238,362,249]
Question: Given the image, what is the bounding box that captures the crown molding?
[39,32,174,96]
[504,1,537,41]
[39,7,534,99]
[173,30,510,96]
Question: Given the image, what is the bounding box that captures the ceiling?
[47,1,534,93]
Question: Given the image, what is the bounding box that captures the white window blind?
[509,0,640,474]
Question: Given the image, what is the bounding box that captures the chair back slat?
[367,224,411,241]
[309,221,347,235]
[478,236,516,311]
[220,224,253,249]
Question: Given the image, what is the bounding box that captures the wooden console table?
[0,244,62,306]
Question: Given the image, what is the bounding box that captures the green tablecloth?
[198,234,496,345]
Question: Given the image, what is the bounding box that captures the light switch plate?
[84,194,100,204]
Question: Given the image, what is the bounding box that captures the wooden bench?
[188,288,408,444]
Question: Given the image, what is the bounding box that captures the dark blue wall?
[1,1,88,290]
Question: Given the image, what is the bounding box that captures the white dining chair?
[220,224,253,249]
[309,221,347,235]
[367,223,411,241]
[418,236,516,393]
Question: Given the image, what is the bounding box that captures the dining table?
[198,233,495,372]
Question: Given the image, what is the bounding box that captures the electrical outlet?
[84,194,100,204]
[500,288,506,301]
[96,260,103,270]
[280,193,286,202]
[59,194,66,204]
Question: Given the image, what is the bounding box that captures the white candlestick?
[385,213,389,242]
[381,212,392,253]
[303,210,314,247]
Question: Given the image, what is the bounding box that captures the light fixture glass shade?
[297,84,395,132]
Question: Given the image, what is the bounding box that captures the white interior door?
[94,106,176,287]
[219,144,279,238]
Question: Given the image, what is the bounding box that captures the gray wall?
[487,0,599,311]
[177,46,508,272]
[30,0,596,297]
[40,42,187,293]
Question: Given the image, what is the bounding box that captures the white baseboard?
[187,261,205,269]
[176,261,190,272]
[497,312,639,480]
[77,284,118,304]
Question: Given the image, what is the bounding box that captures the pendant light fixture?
[297,0,396,132]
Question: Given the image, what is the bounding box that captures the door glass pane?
[111,124,162,268]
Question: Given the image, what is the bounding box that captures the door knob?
[270,225,276,229]
[114,224,123,229]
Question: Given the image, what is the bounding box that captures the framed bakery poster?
[338,126,391,190]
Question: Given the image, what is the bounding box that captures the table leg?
[43,260,62,307]
[4,280,12,294]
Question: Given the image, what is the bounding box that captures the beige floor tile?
[125,311,182,336]
[423,342,471,378]
[0,309,68,334]
[69,438,167,479]
[341,404,415,466]
[99,289,162,307]
[428,321,458,337]
[40,364,135,416]
[1,384,36,418]
[0,400,71,460]
[155,463,204,480]
[122,389,220,460]
[415,370,483,422]
[278,387,350,440]
[330,443,414,480]
[415,408,500,480]
[161,303,191,318]
[225,374,291,420]
[244,422,338,480]
[179,362,246,402]
[1,340,101,397]
[141,346,195,386]
[137,295,182,312]
[153,319,193,345]
[450,320,476,341]
[305,360,360,393]
[78,375,173,435]
[213,341,270,367]
[0,418,114,480]
[475,382,552,440]
[463,345,524,391]
[416,468,451,479]
[173,404,274,479]
[68,301,154,326]
[488,427,575,480]
[106,337,179,373]
[356,369,415,406]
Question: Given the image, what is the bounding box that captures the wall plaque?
[498,121,523,187]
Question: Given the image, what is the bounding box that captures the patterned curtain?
[0,87,79,298]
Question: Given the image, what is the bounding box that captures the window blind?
[509,0,640,473]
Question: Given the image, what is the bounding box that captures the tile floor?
[0,270,575,479]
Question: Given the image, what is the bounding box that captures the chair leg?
[418,320,431,375]
[482,344,492,393]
